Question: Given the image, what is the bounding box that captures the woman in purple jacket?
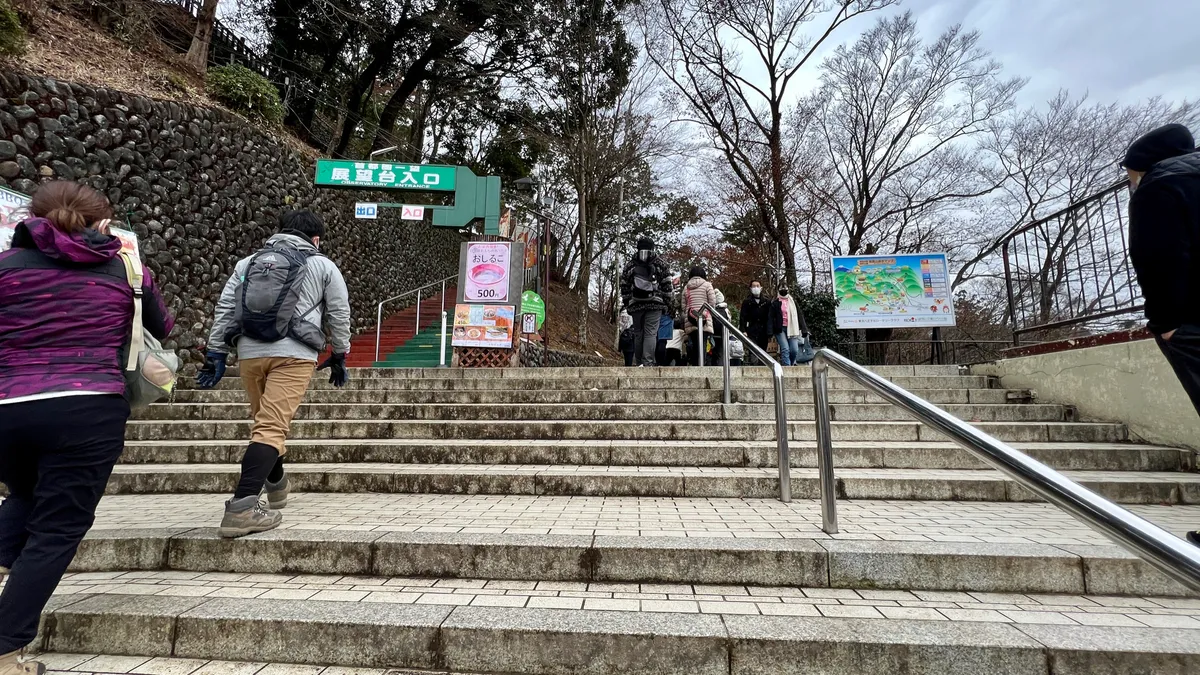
[0,181,173,673]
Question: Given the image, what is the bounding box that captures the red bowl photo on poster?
[470,263,506,287]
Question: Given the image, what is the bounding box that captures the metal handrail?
[700,303,791,502]
[811,347,1200,592]
[374,274,458,362]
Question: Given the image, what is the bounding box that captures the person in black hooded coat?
[1123,123,1200,546]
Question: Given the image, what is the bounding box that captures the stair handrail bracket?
[811,347,1200,592]
[374,274,459,362]
[700,303,791,502]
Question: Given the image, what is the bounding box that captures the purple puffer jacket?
[0,218,174,401]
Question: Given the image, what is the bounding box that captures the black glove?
[196,351,227,389]
[317,352,348,387]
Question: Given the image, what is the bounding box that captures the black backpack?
[631,260,658,299]
[224,242,326,350]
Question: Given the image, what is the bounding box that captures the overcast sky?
[854,0,1200,107]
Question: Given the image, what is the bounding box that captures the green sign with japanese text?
[314,160,457,191]
[520,290,545,329]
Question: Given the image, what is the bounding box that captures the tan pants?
[239,357,315,455]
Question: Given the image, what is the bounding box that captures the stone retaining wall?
[0,72,461,364]
[520,340,614,368]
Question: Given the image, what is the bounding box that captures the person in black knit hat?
[1123,123,1200,546]
[619,237,674,366]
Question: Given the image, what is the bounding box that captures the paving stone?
[1016,624,1200,674]
[174,598,450,668]
[167,530,379,575]
[49,595,208,656]
[592,535,827,587]
[824,539,1085,593]
[373,532,592,579]
[725,615,1048,674]
[440,606,729,674]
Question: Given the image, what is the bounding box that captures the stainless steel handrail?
[701,303,791,502]
[812,347,1200,592]
[374,274,459,362]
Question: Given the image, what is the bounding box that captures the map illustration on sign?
[831,253,956,329]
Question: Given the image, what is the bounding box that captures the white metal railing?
[374,274,458,362]
[811,347,1200,593]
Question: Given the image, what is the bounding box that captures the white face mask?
[750,286,761,296]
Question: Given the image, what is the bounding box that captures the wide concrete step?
[116,440,1192,472]
[169,386,1021,405]
[38,591,1200,674]
[100,465,1200,503]
[67,529,1198,598]
[80,494,1200,596]
[131,402,1069,423]
[123,420,1127,443]
[201,374,993,391]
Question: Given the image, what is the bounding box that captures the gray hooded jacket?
[207,233,352,361]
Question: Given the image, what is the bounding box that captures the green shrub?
[794,289,845,351]
[0,0,26,58]
[206,64,284,124]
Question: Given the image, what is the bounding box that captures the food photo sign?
[452,304,515,348]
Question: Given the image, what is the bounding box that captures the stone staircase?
[341,287,456,368]
[31,365,1200,673]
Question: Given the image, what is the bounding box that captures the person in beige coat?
[682,266,716,365]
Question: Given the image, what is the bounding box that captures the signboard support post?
[931,327,944,365]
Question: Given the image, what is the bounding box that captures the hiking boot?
[264,474,290,509]
[219,496,282,539]
[0,650,45,675]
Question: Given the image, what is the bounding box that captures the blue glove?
[196,351,227,389]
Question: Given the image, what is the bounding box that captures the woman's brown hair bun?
[30,181,114,234]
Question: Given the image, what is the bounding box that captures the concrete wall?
[972,338,1200,450]
[0,72,461,365]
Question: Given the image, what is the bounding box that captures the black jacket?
[620,254,674,311]
[739,296,771,336]
[767,297,809,336]
[1129,152,1200,334]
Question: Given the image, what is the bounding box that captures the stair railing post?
[722,328,731,404]
[772,361,792,503]
[812,354,838,532]
[698,320,704,367]
[416,290,422,338]
[374,302,383,363]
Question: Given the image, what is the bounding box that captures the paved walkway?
[43,571,1200,628]
[91,494,1200,545]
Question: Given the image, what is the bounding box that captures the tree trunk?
[184,0,221,72]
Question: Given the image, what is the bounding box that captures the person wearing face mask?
[620,237,674,366]
[197,209,352,538]
[740,280,772,363]
[768,285,809,366]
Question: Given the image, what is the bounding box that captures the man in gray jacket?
[196,210,352,537]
